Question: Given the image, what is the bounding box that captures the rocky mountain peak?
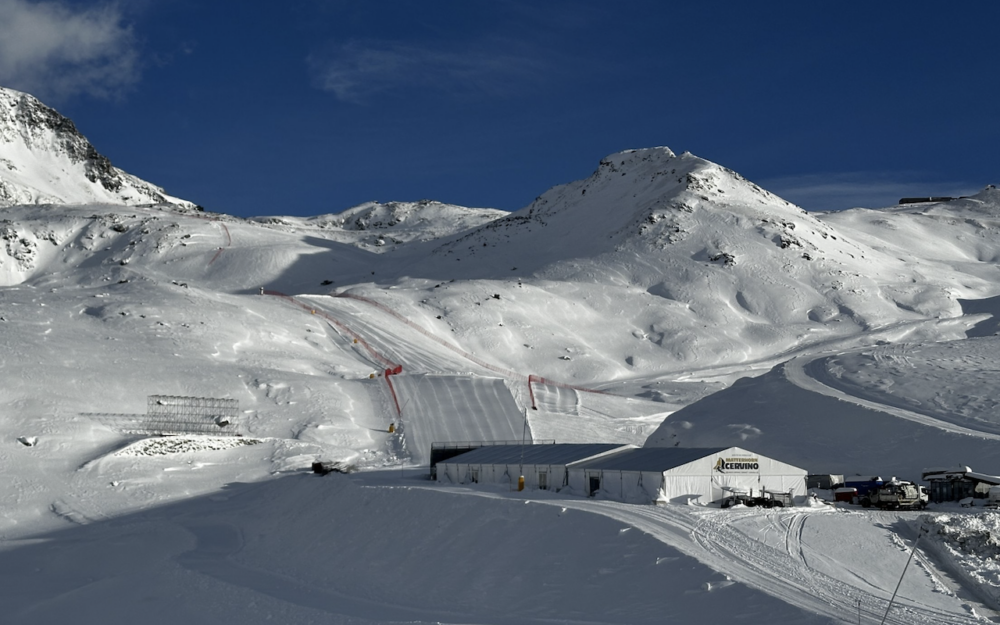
[596,146,676,171]
[0,86,193,208]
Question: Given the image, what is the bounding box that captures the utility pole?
[518,408,528,491]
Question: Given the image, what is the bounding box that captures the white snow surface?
[3,90,1000,622]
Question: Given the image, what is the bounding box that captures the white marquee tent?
[435,443,629,491]
[568,446,808,504]
[435,443,807,505]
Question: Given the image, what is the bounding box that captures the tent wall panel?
[439,445,807,505]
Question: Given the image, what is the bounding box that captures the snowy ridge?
[251,199,507,252]
[0,87,194,208]
[404,148,1000,377]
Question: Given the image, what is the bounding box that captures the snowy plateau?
[2,84,1000,624]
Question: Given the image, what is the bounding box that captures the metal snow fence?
[86,395,242,437]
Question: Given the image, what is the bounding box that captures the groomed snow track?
[262,290,583,463]
[525,499,983,625]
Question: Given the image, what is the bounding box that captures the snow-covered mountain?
[252,199,509,251]
[0,87,195,208]
[3,87,1000,624]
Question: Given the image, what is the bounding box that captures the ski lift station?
[434,443,808,505]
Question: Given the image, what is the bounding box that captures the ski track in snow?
[786,354,1000,441]
[394,374,527,465]
[298,295,534,461]
[410,485,984,625]
[555,503,980,624]
[311,297,464,375]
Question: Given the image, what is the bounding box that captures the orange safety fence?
[335,291,525,381]
[263,289,607,413]
[262,290,404,414]
[332,291,608,410]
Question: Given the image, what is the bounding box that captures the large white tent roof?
[439,443,629,467]
[572,447,729,472]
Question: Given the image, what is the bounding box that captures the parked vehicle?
[985,486,1000,509]
[721,489,791,509]
[860,480,925,510]
[806,474,845,490]
[834,487,857,503]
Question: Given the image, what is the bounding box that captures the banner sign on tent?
[714,456,760,473]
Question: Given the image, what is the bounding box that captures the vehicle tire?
[861,497,871,508]
[772,501,784,508]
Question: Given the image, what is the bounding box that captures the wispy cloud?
[0,0,139,101]
[309,39,546,103]
[759,172,982,212]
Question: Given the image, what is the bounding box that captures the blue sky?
[1,1,997,217]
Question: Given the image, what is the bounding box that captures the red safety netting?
[333,291,607,410]
[263,289,608,413]
[262,290,404,414]
[334,291,526,381]
[263,290,401,370]
[205,220,231,265]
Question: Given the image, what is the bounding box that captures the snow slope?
[3,87,1000,623]
[286,199,510,250]
[645,188,1000,480]
[1,474,842,625]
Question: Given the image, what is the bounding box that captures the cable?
[880,524,925,625]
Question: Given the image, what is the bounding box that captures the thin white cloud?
[759,172,982,212]
[0,0,138,101]
[309,39,545,103]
